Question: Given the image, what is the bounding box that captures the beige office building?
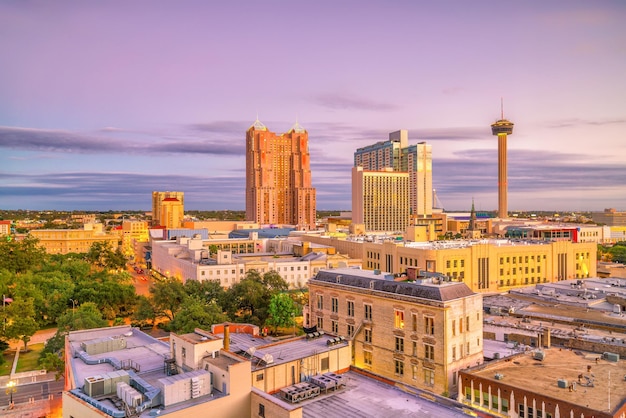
[298,235,597,293]
[152,191,184,228]
[309,268,483,396]
[352,166,410,233]
[354,130,433,217]
[30,223,119,254]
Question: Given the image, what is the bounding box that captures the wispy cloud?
[0,126,245,156]
[544,117,626,129]
[313,93,398,111]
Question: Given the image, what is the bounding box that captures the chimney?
[224,324,230,352]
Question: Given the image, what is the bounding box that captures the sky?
[1,1,625,213]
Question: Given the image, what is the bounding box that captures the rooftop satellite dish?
[262,353,274,364]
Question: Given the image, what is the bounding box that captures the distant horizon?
[1,207,619,215]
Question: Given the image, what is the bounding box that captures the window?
[317,317,323,329]
[412,365,417,380]
[331,297,338,313]
[256,373,264,381]
[332,320,338,333]
[394,310,405,329]
[321,357,329,371]
[452,319,456,336]
[258,404,265,418]
[424,368,434,386]
[364,304,372,321]
[412,341,417,356]
[364,350,372,365]
[466,316,470,332]
[424,343,434,360]
[395,337,404,352]
[394,360,404,376]
[424,316,435,335]
[347,324,354,337]
[364,329,372,343]
[317,294,324,310]
[412,313,418,332]
[452,345,456,361]
[347,300,354,317]
[181,347,186,358]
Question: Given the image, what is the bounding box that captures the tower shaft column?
[498,134,508,218]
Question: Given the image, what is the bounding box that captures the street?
[0,379,64,406]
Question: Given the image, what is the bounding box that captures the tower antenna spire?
[501,97,504,120]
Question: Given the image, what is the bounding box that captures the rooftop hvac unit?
[191,376,201,398]
[533,350,545,361]
[603,352,620,362]
[495,373,504,380]
[83,376,105,397]
[557,379,568,388]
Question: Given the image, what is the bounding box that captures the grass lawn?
[15,343,45,373]
[0,351,17,376]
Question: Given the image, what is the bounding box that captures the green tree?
[169,297,228,333]
[184,279,227,306]
[132,295,158,329]
[27,271,75,326]
[150,278,186,321]
[608,242,626,263]
[39,352,64,381]
[261,270,289,293]
[57,302,107,332]
[266,293,297,334]
[0,340,9,366]
[5,298,39,351]
[85,241,126,271]
[0,236,47,274]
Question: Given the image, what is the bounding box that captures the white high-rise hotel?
[353,130,432,231]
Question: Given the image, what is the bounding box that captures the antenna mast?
[501,97,504,119]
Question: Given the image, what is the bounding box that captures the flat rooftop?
[67,326,230,417]
[301,371,468,417]
[68,325,171,387]
[224,331,348,371]
[466,348,626,414]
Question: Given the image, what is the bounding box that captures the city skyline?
[1,1,625,212]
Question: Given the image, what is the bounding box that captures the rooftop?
[313,268,475,302]
[301,370,468,417]
[223,331,348,371]
[465,348,626,414]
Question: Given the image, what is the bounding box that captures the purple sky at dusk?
[1,1,625,213]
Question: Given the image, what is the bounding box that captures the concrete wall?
[251,388,302,418]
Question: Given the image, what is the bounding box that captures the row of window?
[318,295,477,337]
[364,352,436,385]
[499,265,541,275]
[499,278,547,287]
[500,255,546,264]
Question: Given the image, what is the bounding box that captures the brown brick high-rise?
[246,119,316,230]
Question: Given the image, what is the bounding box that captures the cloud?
[0,126,245,156]
[313,93,398,111]
[544,118,626,129]
[0,171,246,210]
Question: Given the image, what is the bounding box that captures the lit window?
[394,310,404,329]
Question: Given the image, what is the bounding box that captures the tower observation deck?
[491,116,514,218]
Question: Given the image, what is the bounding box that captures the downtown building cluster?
[4,116,625,418]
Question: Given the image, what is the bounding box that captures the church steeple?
[466,198,481,239]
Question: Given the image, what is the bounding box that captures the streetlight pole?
[6,380,16,407]
[70,299,78,313]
